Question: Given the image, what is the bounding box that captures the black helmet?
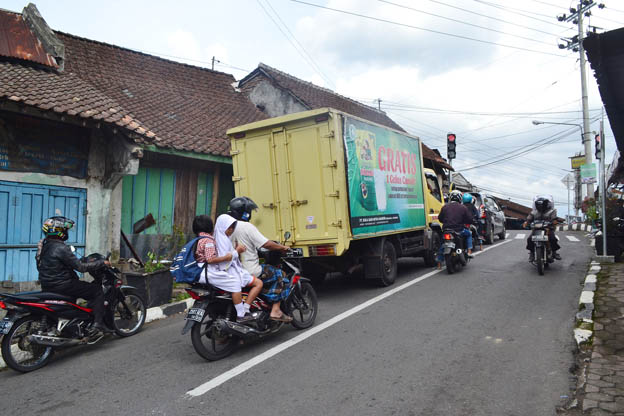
[534,196,551,214]
[42,216,75,241]
[228,196,258,221]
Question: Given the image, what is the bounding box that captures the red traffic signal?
[447,133,456,142]
[447,133,456,160]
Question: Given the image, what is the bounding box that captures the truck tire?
[498,225,506,240]
[379,239,397,287]
[423,232,440,267]
[485,225,494,245]
[303,263,327,287]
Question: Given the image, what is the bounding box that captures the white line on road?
[186,239,514,397]
[566,235,580,242]
[515,233,526,239]
[505,233,510,239]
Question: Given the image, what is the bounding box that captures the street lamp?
[531,120,585,141]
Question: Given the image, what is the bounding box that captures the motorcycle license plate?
[445,242,456,249]
[532,235,548,242]
[185,308,205,322]
[0,319,13,334]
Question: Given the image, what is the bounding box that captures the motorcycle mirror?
[284,231,291,242]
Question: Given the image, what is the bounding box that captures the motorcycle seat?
[4,291,76,302]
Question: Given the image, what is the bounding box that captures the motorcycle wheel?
[445,254,455,274]
[191,311,237,361]
[113,293,146,337]
[536,246,545,275]
[1,315,54,373]
[288,281,318,330]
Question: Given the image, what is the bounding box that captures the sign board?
[344,115,426,237]
[570,155,586,170]
[580,163,597,184]
[561,173,575,190]
[0,113,89,178]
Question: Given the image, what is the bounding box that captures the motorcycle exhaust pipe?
[215,319,262,339]
[28,334,82,347]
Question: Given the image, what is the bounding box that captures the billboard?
[581,163,597,184]
[343,115,426,237]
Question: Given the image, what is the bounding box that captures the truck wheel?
[498,225,506,240]
[423,233,440,267]
[303,263,327,287]
[379,239,397,287]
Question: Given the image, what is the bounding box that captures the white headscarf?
[214,214,237,271]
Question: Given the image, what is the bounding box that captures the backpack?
[170,236,208,284]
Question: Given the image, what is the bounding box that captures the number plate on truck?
[185,308,205,322]
[0,319,13,334]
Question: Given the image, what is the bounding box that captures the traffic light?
[595,133,601,160]
[447,133,456,160]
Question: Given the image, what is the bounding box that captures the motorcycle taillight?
[291,275,301,285]
[443,233,453,240]
[186,288,202,300]
[0,300,5,309]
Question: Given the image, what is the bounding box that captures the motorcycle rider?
[437,190,474,268]
[462,193,483,251]
[523,195,561,262]
[36,216,110,334]
[228,197,293,322]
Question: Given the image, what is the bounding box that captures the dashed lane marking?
[566,235,580,242]
[185,239,514,397]
[515,233,526,239]
[505,233,510,239]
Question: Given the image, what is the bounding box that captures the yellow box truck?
[228,108,444,286]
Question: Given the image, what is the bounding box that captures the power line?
[378,0,555,46]
[288,0,570,57]
[471,0,570,28]
[256,0,335,88]
[423,0,562,37]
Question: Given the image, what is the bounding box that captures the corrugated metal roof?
[0,10,58,68]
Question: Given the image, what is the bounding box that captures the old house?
[0,4,264,290]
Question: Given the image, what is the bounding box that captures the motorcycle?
[442,228,470,274]
[529,220,554,275]
[0,253,146,372]
[182,246,318,361]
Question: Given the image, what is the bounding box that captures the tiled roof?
[241,63,452,169]
[0,8,266,157]
[491,196,532,219]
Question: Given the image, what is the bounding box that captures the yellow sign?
[570,155,586,169]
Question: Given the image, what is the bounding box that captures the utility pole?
[376,98,382,111]
[557,1,605,198]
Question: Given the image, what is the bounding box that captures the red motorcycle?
[0,254,146,372]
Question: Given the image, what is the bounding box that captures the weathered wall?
[247,79,308,118]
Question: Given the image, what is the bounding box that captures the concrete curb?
[145,297,194,323]
[574,261,600,347]
[0,297,194,370]
[556,224,592,232]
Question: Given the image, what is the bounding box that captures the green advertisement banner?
[343,115,426,237]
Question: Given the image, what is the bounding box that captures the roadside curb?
[145,297,194,323]
[574,262,600,347]
[556,224,592,232]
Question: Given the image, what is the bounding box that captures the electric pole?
[557,1,606,198]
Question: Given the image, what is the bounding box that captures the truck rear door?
[280,120,341,244]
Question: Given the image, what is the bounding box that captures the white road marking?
[590,239,595,247]
[566,235,580,242]
[186,239,514,397]
[505,233,510,239]
[515,233,526,239]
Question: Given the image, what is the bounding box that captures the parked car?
[471,193,506,244]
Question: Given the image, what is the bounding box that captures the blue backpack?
[170,236,208,283]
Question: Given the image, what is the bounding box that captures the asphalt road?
[0,231,593,416]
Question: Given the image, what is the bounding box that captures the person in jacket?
[437,190,474,268]
[462,193,483,251]
[522,195,561,262]
[228,197,293,322]
[36,216,110,334]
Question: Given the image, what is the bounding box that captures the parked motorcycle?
[529,220,554,275]
[442,229,470,274]
[182,248,318,361]
[0,253,146,372]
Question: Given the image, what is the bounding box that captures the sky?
[4,0,623,216]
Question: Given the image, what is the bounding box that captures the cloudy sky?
[6,0,623,215]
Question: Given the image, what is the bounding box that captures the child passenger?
[193,214,262,321]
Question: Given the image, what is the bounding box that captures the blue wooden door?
[0,181,87,283]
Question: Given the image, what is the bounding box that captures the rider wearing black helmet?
[228,197,293,322]
[37,216,111,334]
[523,195,561,262]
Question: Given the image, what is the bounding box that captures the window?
[425,173,442,202]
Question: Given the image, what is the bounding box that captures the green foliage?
[164,224,187,258]
[143,251,167,273]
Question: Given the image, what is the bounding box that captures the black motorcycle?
[529,220,554,275]
[442,228,470,274]
[182,248,318,361]
[0,253,146,372]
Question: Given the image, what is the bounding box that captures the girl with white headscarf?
[201,214,263,319]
